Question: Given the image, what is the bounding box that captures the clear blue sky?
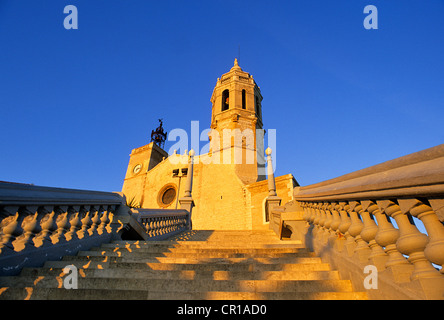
[1,0,443,192]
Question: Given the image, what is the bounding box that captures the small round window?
[161,187,176,205]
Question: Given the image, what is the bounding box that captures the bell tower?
[208,59,265,184]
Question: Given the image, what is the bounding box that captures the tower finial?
[231,58,242,71]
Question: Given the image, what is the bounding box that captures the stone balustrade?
[0,182,131,276]
[273,144,444,299]
[130,208,190,241]
[0,177,194,276]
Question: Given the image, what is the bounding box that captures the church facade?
[121,60,297,230]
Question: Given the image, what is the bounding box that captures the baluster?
[105,205,116,234]
[375,200,411,272]
[317,203,326,230]
[88,206,101,236]
[77,206,92,239]
[65,206,81,242]
[329,202,341,235]
[303,202,317,244]
[309,202,319,239]
[33,206,57,248]
[313,202,322,230]
[338,202,352,242]
[323,202,333,238]
[0,206,20,255]
[164,217,169,234]
[158,217,163,235]
[150,218,155,237]
[152,218,157,236]
[50,206,69,245]
[148,218,153,237]
[301,202,310,222]
[338,202,352,235]
[312,202,324,239]
[363,201,392,271]
[408,199,444,274]
[348,201,371,261]
[332,202,348,252]
[326,202,340,248]
[339,202,357,255]
[318,202,329,242]
[155,218,161,236]
[390,200,441,280]
[304,203,315,236]
[162,217,166,235]
[177,215,181,231]
[169,217,174,233]
[360,200,387,265]
[174,216,179,231]
[148,219,154,237]
[13,206,40,252]
[97,206,110,235]
[307,202,316,225]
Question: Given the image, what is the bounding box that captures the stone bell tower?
[208,59,266,184]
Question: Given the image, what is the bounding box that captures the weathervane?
[150,118,167,149]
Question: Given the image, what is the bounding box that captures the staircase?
[0,230,368,300]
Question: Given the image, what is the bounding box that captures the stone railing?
[0,182,130,276]
[129,208,190,241]
[282,144,444,299]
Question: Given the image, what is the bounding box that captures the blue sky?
[0,0,443,192]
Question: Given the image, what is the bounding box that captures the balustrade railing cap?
[294,144,444,201]
[0,182,124,206]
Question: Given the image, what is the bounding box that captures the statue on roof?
[150,118,167,149]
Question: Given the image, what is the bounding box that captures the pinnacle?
[230,58,242,71]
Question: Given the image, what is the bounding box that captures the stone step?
[110,241,304,249]
[80,249,313,259]
[0,276,355,293]
[164,230,282,240]
[42,260,333,272]
[61,254,323,265]
[117,261,333,272]
[101,243,307,253]
[18,266,340,281]
[0,287,368,300]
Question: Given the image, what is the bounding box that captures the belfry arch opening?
[222,89,229,111]
[242,89,246,109]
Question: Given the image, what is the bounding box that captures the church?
[121,59,297,230]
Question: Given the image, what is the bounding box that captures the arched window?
[242,89,246,109]
[222,89,229,111]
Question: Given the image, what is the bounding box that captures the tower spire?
[231,58,242,71]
